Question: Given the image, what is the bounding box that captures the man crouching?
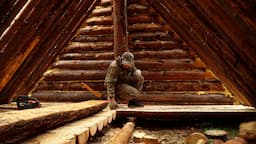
[104,52,144,109]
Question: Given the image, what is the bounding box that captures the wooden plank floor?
[116,105,256,118]
[0,100,108,143]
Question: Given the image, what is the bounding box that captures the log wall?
[30,0,234,104]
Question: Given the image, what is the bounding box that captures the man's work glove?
[108,97,118,110]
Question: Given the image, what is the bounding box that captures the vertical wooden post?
[113,0,128,58]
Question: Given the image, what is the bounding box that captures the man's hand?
[108,97,118,109]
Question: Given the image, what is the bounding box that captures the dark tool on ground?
[16,95,41,110]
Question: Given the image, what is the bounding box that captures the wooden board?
[117,104,256,118]
[0,100,108,143]
[23,109,116,144]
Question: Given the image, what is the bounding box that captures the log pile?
[29,0,234,104]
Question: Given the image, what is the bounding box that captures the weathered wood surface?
[86,16,113,25]
[31,91,106,102]
[43,69,215,81]
[147,0,256,106]
[31,90,233,105]
[0,0,98,103]
[22,110,116,144]
[91,6,112,16]
[78,25,113,35]
[117,104,256,118]
[62,42,113,53]
[51,58,205,70]
[113,0,128,57]
[60,52,114,60]
[72,34,114,42]
[0,100,108,143]
[35,80,224,92]
[108,122,135,144]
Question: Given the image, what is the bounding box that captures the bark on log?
[134,49,196,59]
[62,42,113,53]
[129,32,174,42]
[128,23,165,32]
[43,70,106,81]
[78,25,113,35]
[136,92,234,105]
[43,69,216,81]
[59,49,194,60]
[60,52,114,60]
[132,41,182,50]
[108,122,135,144]
[34,80,225,92]
[127,3,148,14]
[86,16,113,25]
[72,35,114,42]
[0,100,108,143]
[51,58,205,70]
[30,90,233,104]
[113,0,128,57]
[52,60,112,70]
[31,90,107,102]
[101,0,112,6]
[128,14,161,24]
[91,6,112,16]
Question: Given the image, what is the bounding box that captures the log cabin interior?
[0,0,255,143]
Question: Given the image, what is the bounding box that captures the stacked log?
[29,0,233,104]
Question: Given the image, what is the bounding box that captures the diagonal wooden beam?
[147,0,255,106]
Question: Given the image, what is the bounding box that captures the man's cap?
[121,52,134,65]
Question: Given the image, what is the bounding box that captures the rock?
[210,139,225,144]
[239,121,256,140]
[204,129,228,140]
[224,137,248,144]
[186,132,208,144]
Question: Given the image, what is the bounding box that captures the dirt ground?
[88,117,243,144]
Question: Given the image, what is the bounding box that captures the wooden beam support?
[0,100,108,143]
[113,0,128,57]
[108,122,135,144]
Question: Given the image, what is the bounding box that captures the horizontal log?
[72,34,114,42]
[62,42,113,53]
[34,80,225,92]
[0,100,108,143]
[142,70,216,80]
[128,32,174,41]
[137,92,234,105]
[60,49,194,60]
[132,40,182,50]
[78,25,113,35]
[128,23,165,32]
[128,14,162,24]
[43,70,107,81]
[43,69,216,81]
[91,6,112,16]
[59,52,114,60]
[86,16,113,25]
[134,49,196,59]
[52,60,111,70]
[127,3,149,14]
[51,59,205,70]
[116,105,256,118]
[31,91,107,102]
[101,0,111,6]
[31,90,234,104]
